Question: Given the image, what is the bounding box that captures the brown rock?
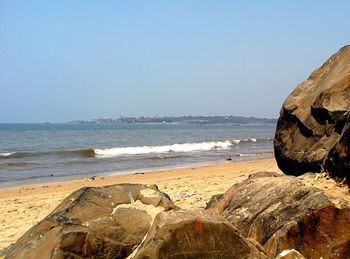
[275,249,305,259]
[133,210,267,259]
[274,45,350,179]
[206,172,350,258]
[2,184,175,259]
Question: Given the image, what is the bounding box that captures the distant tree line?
[69,116,276,125]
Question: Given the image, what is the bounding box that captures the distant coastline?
[68,115,277,125]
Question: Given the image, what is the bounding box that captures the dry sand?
[0,159,281,249]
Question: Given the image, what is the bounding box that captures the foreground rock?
[133,210,266,258]
[206,172,350,258]
[2,183,267,259]
[2,184,175,259]
[274,45,350,179]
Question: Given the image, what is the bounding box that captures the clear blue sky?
[0,1,349,122]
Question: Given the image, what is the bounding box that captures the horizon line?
[0,115,278,124]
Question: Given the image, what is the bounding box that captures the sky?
[0,1,349,122]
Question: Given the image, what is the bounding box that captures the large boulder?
[274,45,350,179]
[133,210,267,259]
[206,172,350,258]
[2,184,176,259]
[2,183,268,259]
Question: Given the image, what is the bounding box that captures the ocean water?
[0,123,276,187]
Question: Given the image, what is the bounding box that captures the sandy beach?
[0,158,281,249]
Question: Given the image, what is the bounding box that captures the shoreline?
[0,158,281,249]
[0,153,273,189]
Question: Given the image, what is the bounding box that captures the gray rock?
[274,45,350,179]
[206,172,350,258]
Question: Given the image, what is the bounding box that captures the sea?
[0,123,276,187]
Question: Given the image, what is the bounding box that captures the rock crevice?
[274,45,350,178]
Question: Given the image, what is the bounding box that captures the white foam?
[94,140,234,157]
[0,152,15,157]
[241,138,256,142]
[239,152,273,157]
[239,153,256,157]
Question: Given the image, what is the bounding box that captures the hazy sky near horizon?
[0,1,349,122]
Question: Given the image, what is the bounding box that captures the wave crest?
[0,138,270,159]
[0,152,16,158]
[94,140,234,157]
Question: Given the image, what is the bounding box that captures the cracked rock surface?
[274,45,350,179]
[2,183,266,259]
[2,184,175,259]
[206,172,350,258]
[133,210,266,259]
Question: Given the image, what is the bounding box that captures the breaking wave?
[93,138,260,157]
[0,152,16,158]
[94,141,232,157]
[0,138,269,159]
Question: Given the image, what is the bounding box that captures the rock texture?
[2,184,175,259]
[133,210,266,259]
[206,172,350,258]
[275,249,305,259]
[274,45,350,178]
[2,183,268,259]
